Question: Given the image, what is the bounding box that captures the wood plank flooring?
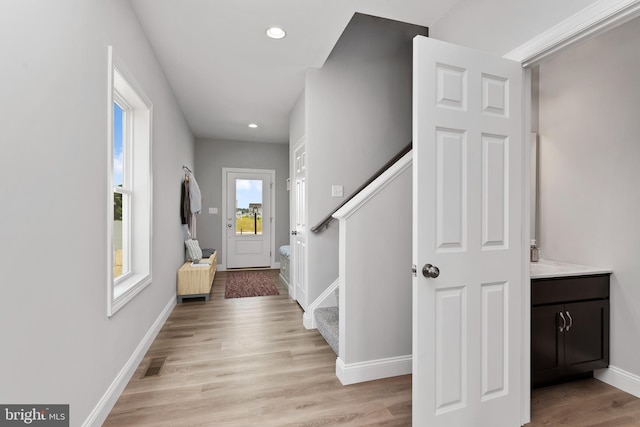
[528,379,640,427]
[104,270,411,426]
[104,270,640,426]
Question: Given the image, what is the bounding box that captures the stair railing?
[310,142,412,233]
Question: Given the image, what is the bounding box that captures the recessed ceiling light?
[248,123,258,128]
[266,27,286,39]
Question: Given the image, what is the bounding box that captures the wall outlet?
[209,207,218,214]
[331,185,343,198]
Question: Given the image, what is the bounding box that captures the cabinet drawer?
[532,274,609,306]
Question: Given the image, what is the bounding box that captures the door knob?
[422,263,440,278]
[291,230,298,235]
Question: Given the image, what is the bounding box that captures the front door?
[225,170,272,269]
[413,36,524,426]
[291,139,308,309]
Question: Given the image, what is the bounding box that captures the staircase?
[315,288,339,355]
[306,148,413,385]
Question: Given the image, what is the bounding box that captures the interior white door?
[226,170,271,269]
[412,36,524,426]
[292,140,308,309]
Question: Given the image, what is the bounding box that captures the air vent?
[143,356,167,378]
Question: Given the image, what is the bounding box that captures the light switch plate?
[209,207,218,214]
[331,185,343,198]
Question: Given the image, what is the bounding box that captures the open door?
[291,139,308,309]
[412,36,524,426]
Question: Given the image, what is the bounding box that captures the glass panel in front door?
[235,179,263,235]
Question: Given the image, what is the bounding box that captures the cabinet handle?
[566,311,573,331]
[559,311,566,332]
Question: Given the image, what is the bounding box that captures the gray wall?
[194,139,290,268]
[303,14,427,304]
[290,91,306,146]
[430,0,599,55]
[537,16,640,379]
[531,66,540,134]
[341,165,413,364]
[0,1,194,425]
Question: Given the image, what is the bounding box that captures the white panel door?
[226,171,272,269]
[292,140,308,309]
[413,36,524,426]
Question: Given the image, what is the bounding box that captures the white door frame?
[504,1,640,424]
[221,167,276,271]
[504,0,640,67]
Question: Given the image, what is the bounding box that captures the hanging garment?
[181,179,191,226]
[188,173,202,214]
[190,213,197,239]
[182,224,191,240]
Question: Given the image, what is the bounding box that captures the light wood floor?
[104,270,640,426]
[528,379,640,426]
[104,270,411,426]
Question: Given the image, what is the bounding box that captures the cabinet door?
[564,300,609,373]
[531,304,565,386]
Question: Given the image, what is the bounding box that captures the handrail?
[310,142,412,233]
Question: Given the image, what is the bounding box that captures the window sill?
[108,273,152,317]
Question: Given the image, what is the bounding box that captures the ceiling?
[130,0,459,144]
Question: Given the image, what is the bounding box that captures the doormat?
[225,271,280,299]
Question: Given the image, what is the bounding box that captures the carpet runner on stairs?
[314,288,339,355]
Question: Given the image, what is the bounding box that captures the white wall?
[430,0,599,55]
[0,1,194,425]
[303,13,427,304]
[537,15,640,380]
[194,139,290,268]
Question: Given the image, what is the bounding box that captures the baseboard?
[279,273,292,297]
[303,278,339,330]
[336,354,412,385]
[595,365,640,398]
[82,295,176,427]
[303,311,313,329]
[272,261,281,269]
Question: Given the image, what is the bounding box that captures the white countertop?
[530,259,612,279]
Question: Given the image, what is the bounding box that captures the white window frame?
[107,46,153,317]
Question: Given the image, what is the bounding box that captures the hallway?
[104,270,412,426]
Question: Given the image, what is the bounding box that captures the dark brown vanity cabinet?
[531,274,610,388]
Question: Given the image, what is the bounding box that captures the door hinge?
[270,182,273,189]
[411,264,417,277]
[270,217,273,223]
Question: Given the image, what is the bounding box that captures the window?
[107,47,153,316]
[235,179,263,235]
[113,101,129,279]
